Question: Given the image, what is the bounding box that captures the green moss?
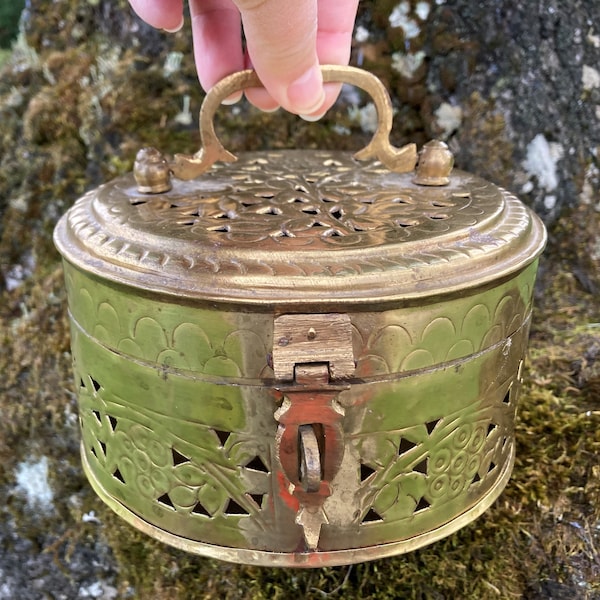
[1,1,599,597]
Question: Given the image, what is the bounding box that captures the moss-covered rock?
[1,1,599,598]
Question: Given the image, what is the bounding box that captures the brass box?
[54,67,546,567]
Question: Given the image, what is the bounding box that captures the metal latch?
[298,424,322,494]
[272,313,355,381]
[272,313,354,550]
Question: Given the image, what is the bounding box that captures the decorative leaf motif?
[494,295,515,328]
[372,480,399,514]
[97,301,121,336]
[172,322,213,368]
[373,472,427,519]
[132,316,168,359]
[203,356,242,377]
[446,339,474,361]
[223,330,267,378]
[370,325,412,373]
[116,338,143,356]
[354,355,390,377]
[197,481,227,516]
[76,287,95,332]
[481,324,504,348]
[461,304,491,347]
[92,325,112,346]
[398,471,428,500]
[169,485,197,509]
[174,463,207,487]
[156,348,189,370]
[420,317,456,363]
[401,348,435,371]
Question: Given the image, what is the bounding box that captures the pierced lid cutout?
[54,149,546,305]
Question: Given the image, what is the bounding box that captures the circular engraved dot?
[130,424,153,449]
[136,473,155,498]
[429,474,450,498]
[147,439,170,467]
[451,451,468,475]
[133,449,151,471]
[453,425,473,450]
[470,426,486,453]
[150,468,170,495]
[118,456,136,483]
[448,476,467,498]
[430,448,452,474]
[465,455,480,478]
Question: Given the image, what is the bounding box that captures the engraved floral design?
[60,151,544,305]
[120,152,492,247]
[354,282,531,376]
[67,269,272,379]
[354,394,513,525]
[78,370,272,531]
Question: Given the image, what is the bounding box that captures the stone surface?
[1,1,599,598]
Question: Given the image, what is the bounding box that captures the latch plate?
[272,313,354,550]
[272,313,355,381]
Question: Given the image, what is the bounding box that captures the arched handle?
[170,65,417,180]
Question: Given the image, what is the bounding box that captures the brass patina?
[54,66,546,567]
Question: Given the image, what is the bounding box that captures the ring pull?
[298,424,322,493]
[169,65,417,180]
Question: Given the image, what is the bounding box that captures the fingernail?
[163,15,184,33]
[300,110,327,122]
[222,92,243,105]
[286,64,325,115]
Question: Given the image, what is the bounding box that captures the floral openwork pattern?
[121,151,494,248]
[60,150,544,304]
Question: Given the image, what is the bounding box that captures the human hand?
[128,0,359,118]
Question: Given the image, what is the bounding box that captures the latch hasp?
[272,313,355,381]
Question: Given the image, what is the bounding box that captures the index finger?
[234,0,324,115]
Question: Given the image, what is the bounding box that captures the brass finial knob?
[413,140,454,186]
[134,147,172,194]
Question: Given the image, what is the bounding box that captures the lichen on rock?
[1,1,599,598]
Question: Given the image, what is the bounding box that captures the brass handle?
[170,65,417,180]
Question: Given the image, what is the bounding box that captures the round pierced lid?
[54,68,546,306]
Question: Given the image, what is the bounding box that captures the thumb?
[233,0,325,116]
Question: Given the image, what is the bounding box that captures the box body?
[55,151,545,566]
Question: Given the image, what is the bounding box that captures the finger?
[243,50,280,112]
[233,0,324,115]
[312,0,360,116]
[189,0,245,102]
[128,0,184,31]
[316,0,358,65]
